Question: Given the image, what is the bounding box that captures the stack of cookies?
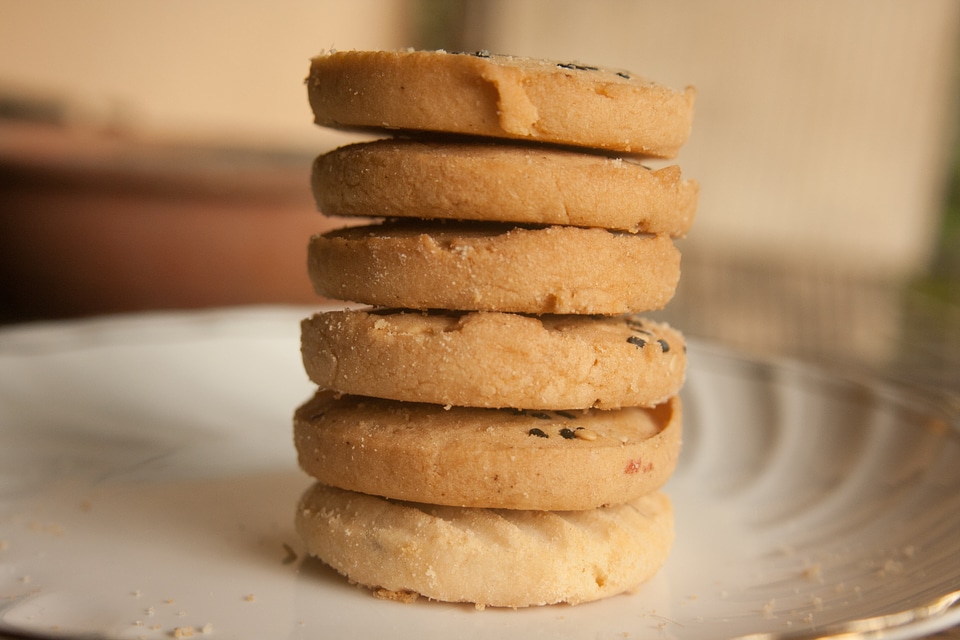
[294,49,697,608]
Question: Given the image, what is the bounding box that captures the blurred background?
[1,0,959,391]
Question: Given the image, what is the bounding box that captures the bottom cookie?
[295,482,674,608]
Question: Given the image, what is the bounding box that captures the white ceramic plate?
[0,307,958,640]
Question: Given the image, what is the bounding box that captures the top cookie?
[306,49,696,158]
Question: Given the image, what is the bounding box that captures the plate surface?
[0,307,958,640]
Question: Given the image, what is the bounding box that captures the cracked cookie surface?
[294,390,682,510]
[308,220,680,314]
[300,309,686,410]
[306,49,695,157]
[312,139,698,234]
[296,482,674,607]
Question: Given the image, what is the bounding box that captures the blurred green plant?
[920,145,960,304]
[409,0,488,53]
[410,0,469,51]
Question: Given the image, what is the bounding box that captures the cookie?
[300,309,686,410]
[307,221,680,314]
[294,391,681,511]
[312,139,698,235]
[306,49,695,157]
[295,482,674,607]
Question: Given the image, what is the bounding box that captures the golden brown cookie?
[294,391,682,510]
[306,49,695,158]
[312,139,698,235]
[307,221,680,314]
[300,309,686,410]
[295,482,674,607]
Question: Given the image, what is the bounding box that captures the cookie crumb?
[201,623,214,634]
[282,542,298,565]
[28,521,65,536]
[172,627,196,638]
[373,588,419,604]
[801,563,822,582]
[877,559,903,578]
[574,428,598,441]
[927,418,948,436]
[761,599,776,618]
[244,593,256,602]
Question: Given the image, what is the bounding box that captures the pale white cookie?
[295,482,674,607]
[307,49,695,157]
[300,309,686,410]
[294,391,682,510]
[308,221,681,314]
[312,139,698,235]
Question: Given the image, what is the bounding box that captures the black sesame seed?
[555,411,577,420]
[616,71,631,79]
[557,62,599,71]
[529,411,552,420]
[627,318,656,336]
[628,336,647,348]
[559,428,577,439]
[658,339,670,352]
[528,428,549,438]
[453,50,491,58]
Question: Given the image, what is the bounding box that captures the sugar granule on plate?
[800,562,822,582]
